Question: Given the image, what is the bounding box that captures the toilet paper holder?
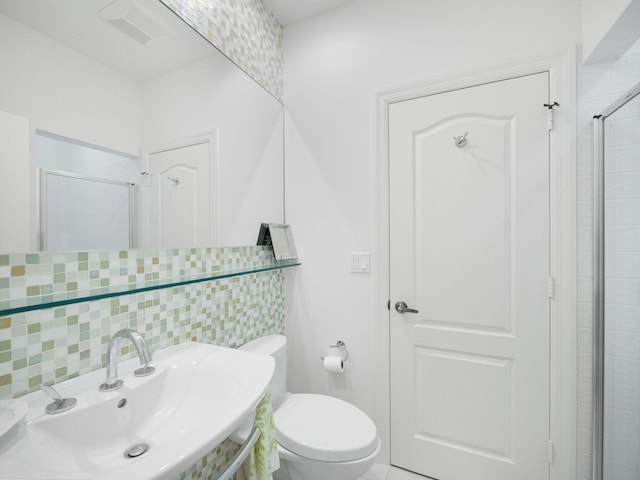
[320,340,349,362]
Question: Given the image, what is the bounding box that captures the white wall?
[0,15,141,157]
[0,111,30,252]
[581,0,640,63]
[576,37,640,480]
[141,53,284,246]
[283,0,580,463]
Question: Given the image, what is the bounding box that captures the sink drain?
[125,443,149,458]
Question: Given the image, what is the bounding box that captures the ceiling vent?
[98,0,172,45]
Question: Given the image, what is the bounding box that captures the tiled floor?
[359,464,429,480]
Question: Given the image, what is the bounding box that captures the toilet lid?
[274,393,378,462]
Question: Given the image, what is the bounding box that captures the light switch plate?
[350,252,371,274]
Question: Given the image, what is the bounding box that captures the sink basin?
[0,342,275,479]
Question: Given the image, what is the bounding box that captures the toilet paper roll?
[323,356,344,373]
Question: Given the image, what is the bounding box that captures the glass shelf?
[0,261,300,317]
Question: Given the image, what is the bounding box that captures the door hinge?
[547,440,555,465]
[544,101,559,131]
[547,276,555,299]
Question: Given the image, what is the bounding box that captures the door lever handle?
[395,301,419,314]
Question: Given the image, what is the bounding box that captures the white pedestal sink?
[0,342,275,479]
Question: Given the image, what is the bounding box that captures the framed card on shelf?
[257,223,298,261]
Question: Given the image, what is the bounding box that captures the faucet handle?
[134,365,155,377]
[40,385,77,414]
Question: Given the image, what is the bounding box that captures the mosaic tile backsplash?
[0,246,285,479]
[161,0,284,101]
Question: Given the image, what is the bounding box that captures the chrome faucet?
[99,328,155,392]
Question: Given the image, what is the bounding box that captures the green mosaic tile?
[68,345,79,354]
[28,374,42,388]
[27,323,41,335]
[0,340,10,352]
[0,351,11,363]
[11,266,25,277]
[67,315,78,326]
[13,358,27,370]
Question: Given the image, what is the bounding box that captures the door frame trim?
[373,49,577,480]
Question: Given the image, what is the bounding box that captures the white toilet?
[232,335,380,480]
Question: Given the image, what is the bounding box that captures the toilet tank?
[239,335,287,409]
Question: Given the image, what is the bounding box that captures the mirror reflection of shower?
[36,132,139,251]
[593,81,640,480]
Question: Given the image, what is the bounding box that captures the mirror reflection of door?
[146,138,215,248]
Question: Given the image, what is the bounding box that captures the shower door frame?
[39,168,138,251]
[592,80,640,480]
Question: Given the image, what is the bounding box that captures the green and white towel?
[244,394,279,480]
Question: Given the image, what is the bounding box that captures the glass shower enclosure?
[593,81,640,480]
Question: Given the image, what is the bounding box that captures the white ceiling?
[263,0,354,25]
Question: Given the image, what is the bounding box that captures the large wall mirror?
[0,0,284,252]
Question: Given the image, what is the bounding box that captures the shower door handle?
[395,301,419,314]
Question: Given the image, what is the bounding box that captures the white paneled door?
[389,73,550,480]
[148,140,213,248]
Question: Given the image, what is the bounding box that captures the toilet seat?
[274,393,378,463]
